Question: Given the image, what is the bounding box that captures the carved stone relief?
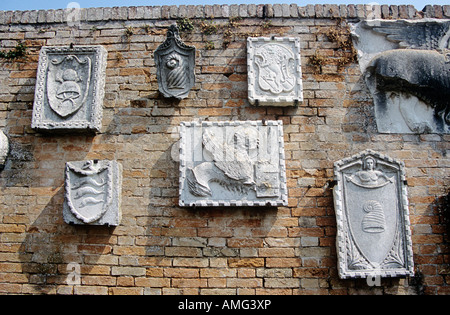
[179,120,288,207]
[333,150,414,279]
[32,45,107,132]
[0,129,8,170]
[154,25,196,100]
[351,19,450,133]
[63,160,122,226]
[247,37,303,106]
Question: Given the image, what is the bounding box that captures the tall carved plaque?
[63,160,122,226]
[333,150,414,279]
[247,37,303,106]
[179,120,288,207]
[32,45,107,132]
[154,25,196,100]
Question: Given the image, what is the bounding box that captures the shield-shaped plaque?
[154,25,195,100]
[333,150,414,279]
[47,55,91,118]
[63,160,122,226]
[32,45,107,132]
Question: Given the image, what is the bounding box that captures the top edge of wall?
[0,4,449,25]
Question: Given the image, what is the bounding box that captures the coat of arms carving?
[63,160,122,226]
[154,25,195,100]
[32,45,107,132]
[333,150,414,279]
[247,37,303,106]
[179,120,288,207]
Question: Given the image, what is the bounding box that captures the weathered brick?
[0,3,447,296]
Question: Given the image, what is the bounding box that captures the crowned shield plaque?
[63,160,122,226]
[333,150,414,279]
[179,120,288,207]
[32,45,107,132]
[247,37,303,106]
[154,25,195,100]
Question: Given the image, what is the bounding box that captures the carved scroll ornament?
[247,37,303,106]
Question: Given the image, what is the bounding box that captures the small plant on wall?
[309,17,357,73]
[0,41,27,60]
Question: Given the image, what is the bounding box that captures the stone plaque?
[179,120,288,207]
[333,150,414,279]
[63,160,122,226]
[32,45,107,132]
[351,19,450,133]
[154,25,196,100]
[0,129,8,170]
[247,37,303,106]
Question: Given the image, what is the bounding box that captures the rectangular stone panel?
[32,45,107,132]
[179,120,288,207]
[333,150,414,279]
[247,37,303,106]
[63,160,122,226]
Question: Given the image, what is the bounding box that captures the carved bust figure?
[333,150,414,279]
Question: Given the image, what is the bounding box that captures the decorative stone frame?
[32,45,107,132]
[333,150,414,279]
[63,160,122,226]
[247,37,303,106]
[179,120,288,207]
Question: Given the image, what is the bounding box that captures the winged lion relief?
[351,19,450,134]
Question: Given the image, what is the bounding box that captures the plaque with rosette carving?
[333,150,414,279]
[247,37,303,106]
[32,45,107,132]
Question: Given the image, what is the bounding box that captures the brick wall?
[0,4,449,295]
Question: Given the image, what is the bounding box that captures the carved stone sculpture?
[154,25,195,100]
[63,160,122,226]
[333,150,414,279]
[179,120,288,207]
[247,37,303,106]
[32,45,107,132]
[0,129,8,170]
[351,19,450,133]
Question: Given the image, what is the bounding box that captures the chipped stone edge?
[332,149,415,279]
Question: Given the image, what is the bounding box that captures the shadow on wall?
[17,184,118,294]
